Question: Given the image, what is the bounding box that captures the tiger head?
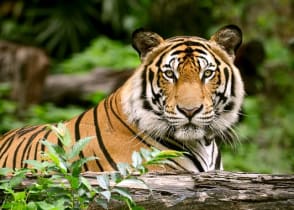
[122,25,244,142]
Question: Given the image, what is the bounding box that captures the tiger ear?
[210,25,242,57]
[132,28,164,60]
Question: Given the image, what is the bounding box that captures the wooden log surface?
[2,171,293,210]
[86,171,294,210]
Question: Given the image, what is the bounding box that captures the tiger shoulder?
[0,25,244,172]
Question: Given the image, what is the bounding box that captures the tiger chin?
[0,25,244,173]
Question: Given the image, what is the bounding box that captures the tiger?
[0,25,244,172]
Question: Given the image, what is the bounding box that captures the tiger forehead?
[156,41,216,68]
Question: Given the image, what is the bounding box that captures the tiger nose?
[177,104,203,118]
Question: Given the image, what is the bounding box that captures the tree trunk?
[0,40,49,113]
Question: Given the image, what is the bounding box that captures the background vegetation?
[0,0,293,173]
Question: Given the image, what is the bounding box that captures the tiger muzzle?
[176,104,204,119]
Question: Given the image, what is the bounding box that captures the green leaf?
[0,168,13,176]
[57,123,71,147]
[112,187,132,201]
[80,176,94,192]
[9,170,27,188]
[67,136,94,160]
[27,201,38,210]
[139,148,152,162]
[97,174,109,190]
[66,175,80,190]
[12,191,26,201]
[35,200,66,210]
[100,190,111,201]
[94,198,108,209]
[24,160,53,172]
[117,179,149,190]
[132,151,142,168]
[41,140,67,174]
[71,156,98,177]
[117,162,131,177]
[144,149,186,166]
[130,205,145,210]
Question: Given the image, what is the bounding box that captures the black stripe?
[231,69,236,96]
[3,156,8,168]
[149,70,161,106]
[13,137,27,169]
[0,135,14,158]
[190,149,207,171]
[34,129,51,160]
[95,159,103,171]
[104,97,114,129]
[166,158,187,171]
[74,111,89,171]
[16,126,38,138]
[34,140,40,161]
[109,94,152,148]
[104,98,113,129]
[170,41,209,51]
[223,67,230,95]
[158,137,205,172]
[210,142,215,168]
[171,48,208,57]
[141,67,153,112]
[187,153,205,172]
[0,135,15,167]
[215,147,222,170]
[93,104,117,170]
[39,129,52,162]
[22,127,47,167]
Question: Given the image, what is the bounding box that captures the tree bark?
[42,68,133,105]
[86,171,294,210]
[0,40,49,112]
[2,171,292,210]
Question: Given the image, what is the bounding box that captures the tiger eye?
[164,70,174,78]
[203,70,214,78]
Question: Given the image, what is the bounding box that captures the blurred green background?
[0,0,293,173]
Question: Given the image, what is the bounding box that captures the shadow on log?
[1,171,293,210]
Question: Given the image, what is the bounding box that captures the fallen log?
[1,171,293,210]
[42,68,133,105]
[87,171,294,210]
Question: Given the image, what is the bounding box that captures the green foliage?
[0,0,101,58]
[223,37,294,173]
[55,36,140,73]
[0,101,83,134]
[0,123,184,210]
[1,0,293,175]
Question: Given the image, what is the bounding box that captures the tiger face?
[122,25,244,143]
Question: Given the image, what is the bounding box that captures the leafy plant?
[55,36,140,74]
[0,123,185,209]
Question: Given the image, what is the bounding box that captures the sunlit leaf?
[100,190,111,201]
[112,187,132,201]
[132,151,142,168]
[67,136,94,160]
[97,174,110,190]
[0,168,13,176]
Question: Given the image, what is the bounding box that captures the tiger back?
[0,25,244,172]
